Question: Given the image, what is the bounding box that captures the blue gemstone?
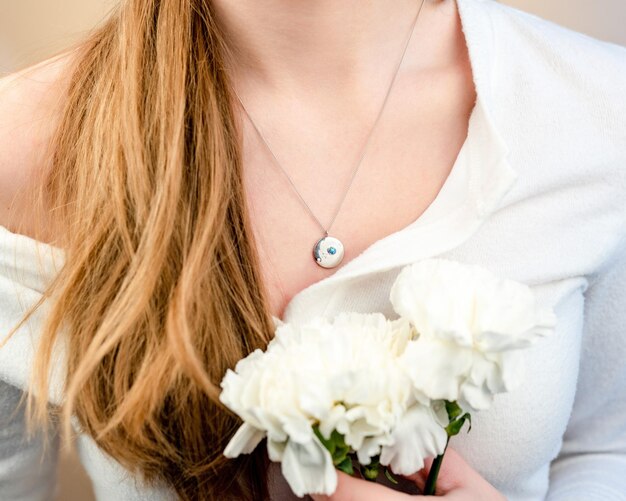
[327,247,337,255]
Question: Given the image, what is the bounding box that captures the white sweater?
[1,0,626,499]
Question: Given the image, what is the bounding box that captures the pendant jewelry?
[313,235,345,269]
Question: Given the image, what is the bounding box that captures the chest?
[241,65,477,320]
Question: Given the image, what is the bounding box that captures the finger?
[310,469,414,501]
[426,448,504,499]
[399,448,469,494]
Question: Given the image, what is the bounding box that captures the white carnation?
[390,258,557,411]
[220,257,557,496]
[219,311,444,496]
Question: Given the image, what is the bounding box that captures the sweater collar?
[279,0,519,323]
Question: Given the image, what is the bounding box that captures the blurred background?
[0,0,624,500]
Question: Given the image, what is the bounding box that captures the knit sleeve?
[0,379,60,501]
[546,234,626,500]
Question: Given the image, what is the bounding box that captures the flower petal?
[459,381,494,411]
[356,432,394,465]
[379,403,448,476]
[400,337,472,401]
[281,437,337,497]
[267,439,287,462]
[223,423,266,458]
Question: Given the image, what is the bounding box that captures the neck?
[211,0,429,90]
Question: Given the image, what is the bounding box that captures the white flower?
[220,257,558,496]
[378,398,449,475]
[390,258,557,411]
[220,311,442,496]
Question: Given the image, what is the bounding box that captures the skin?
[0,52,72,243]
[0,1,502,497]
[310,447,506,500]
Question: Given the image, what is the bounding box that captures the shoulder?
[0,50,77,241]
[482,0,626,94]
[471,1,626,163]
[471,2,626,263]
[462,0,626,162]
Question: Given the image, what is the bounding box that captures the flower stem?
[424,436,450,496]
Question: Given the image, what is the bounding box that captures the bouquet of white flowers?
[219,258,557,497]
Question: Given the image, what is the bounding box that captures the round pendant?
[312,236,345,269]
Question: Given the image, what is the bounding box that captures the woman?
[0,0,625,499]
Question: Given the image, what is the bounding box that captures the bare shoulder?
[0,50,78,242]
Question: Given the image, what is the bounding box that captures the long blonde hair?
[7,0,275,499]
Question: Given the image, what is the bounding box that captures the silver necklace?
[232,0,426,269]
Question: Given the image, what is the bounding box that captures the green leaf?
[332,444,349,465]
[337,456,354,475]
[313,424,356,470]
[312,425,336,455]
[445,401,463,421]
[446,419,463,436]
[446,412,472,437]
[313,426,351,460]
[464,412,472,433]
[332,430,347,449]
[384,468,399,485]
[361,455,380,481]
[363,464,379,481]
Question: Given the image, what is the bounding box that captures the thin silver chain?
[232,0,427,237]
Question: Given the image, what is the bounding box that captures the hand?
[310,447,506,500]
